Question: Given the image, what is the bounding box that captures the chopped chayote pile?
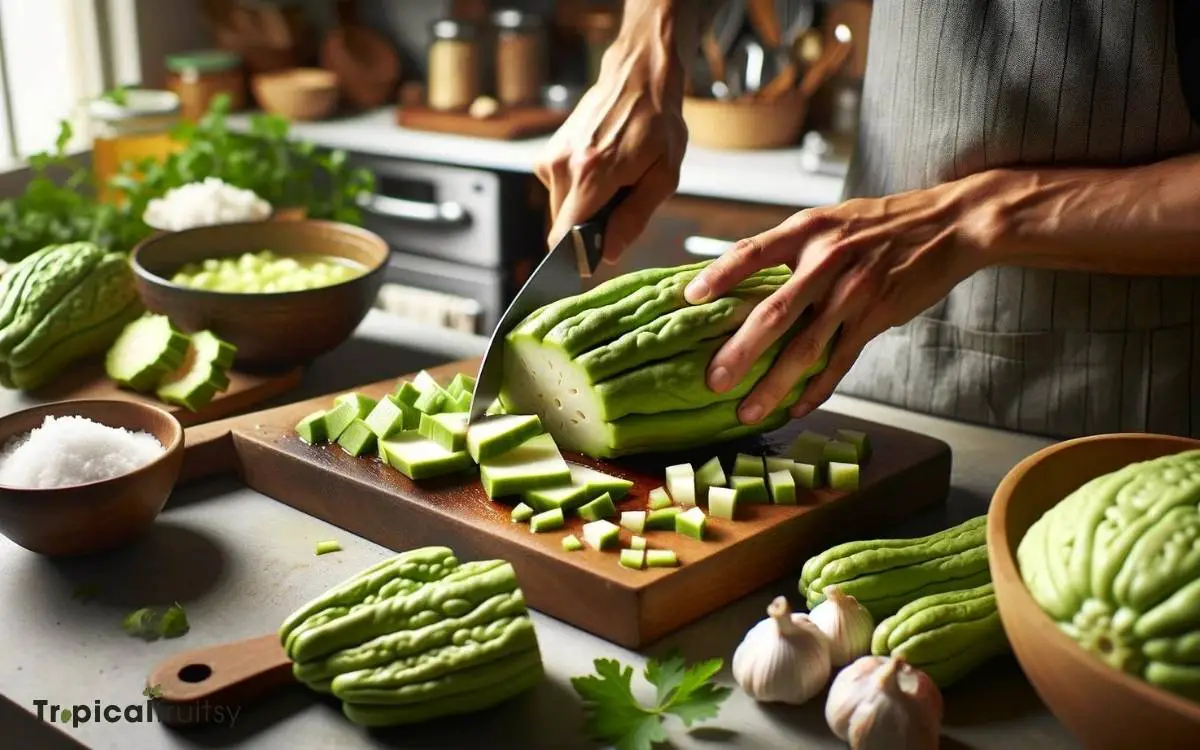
[171,249,363,294]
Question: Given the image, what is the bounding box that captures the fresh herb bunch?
[0,122,109,263]
[571,651,732,750]
[0,92,375,264]
[109,93,375,231]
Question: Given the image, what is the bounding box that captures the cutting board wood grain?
[178,359,951,648]
[29,362,303,428]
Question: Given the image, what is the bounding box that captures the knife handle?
[570,186,633,278]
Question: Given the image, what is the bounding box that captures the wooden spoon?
[760,22,852,101]
[746,0,784,49]
[797,23,853,99]
[145,633,295,726]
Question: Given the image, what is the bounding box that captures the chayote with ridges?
[0,242,143,392]
[279,546,544,727]
[499,259,831,458]
[280,546,460,654]
[1017,449,1200,703]
[330,616,539,702]
[8,252,138,368]
[0,242,103,357]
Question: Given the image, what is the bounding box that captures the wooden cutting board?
[395,105,569,140]
[26,362,303,427]
[179,359,951,648]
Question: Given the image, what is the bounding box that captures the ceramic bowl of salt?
[0,399,183,556]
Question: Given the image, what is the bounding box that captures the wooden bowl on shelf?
[988,433,1200,750]
[251,67,338,121]
[0,400,183,557]
[682,87,809,150]
[130,220,389,370]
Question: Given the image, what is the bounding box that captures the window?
[0,0,136,165]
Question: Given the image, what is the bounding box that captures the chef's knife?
[468,188,630,424]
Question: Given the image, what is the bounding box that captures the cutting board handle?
[146,633,295,725]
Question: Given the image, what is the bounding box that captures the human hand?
[683,177,996,424]
[534,30,689,263]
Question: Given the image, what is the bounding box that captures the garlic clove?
[732,595,832,705]
[808,584,875,667]
[825,655,942,750]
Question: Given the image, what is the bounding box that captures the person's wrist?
[605,3,691,85]
[950,168,1022,271]
[597,32,687,108]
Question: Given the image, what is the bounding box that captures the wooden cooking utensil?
[146,633,294,726]
[746,0,784,48]
[795,23,853,100]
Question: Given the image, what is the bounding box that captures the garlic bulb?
[825,655,943,750]
[732,596,831,704]
[808,585,875,666]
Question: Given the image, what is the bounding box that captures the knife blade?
[467,189,630,424]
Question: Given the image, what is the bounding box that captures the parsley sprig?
[571,652,732,750]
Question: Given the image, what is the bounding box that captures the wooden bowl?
[989,433,1200,750]
[0,400,183,556]
[682,88,808,150]
[250,67,338,121]
[130,220,389,370]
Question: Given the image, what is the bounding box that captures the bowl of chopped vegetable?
[0,399,184,556]
[130,219,389,370]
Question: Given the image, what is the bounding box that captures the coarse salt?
[0,415,165,489]
[142,177,271,231]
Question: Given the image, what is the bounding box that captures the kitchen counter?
[227,108,847,208]
[0,310,1080,750]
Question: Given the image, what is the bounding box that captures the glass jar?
[87,89,182,204]
[165,49,247,121]
[491,9,544,108]
[426,19,481,112]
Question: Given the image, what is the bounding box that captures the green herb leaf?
[122,608,160,641]
[142,683,163,699]
[571,653,731,750]
[159,602,190,639]
[571,659,669,750]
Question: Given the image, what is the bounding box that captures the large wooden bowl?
[131,220,388,370]
[0,400,183,556]
[682,87,809,150]
[989,433,1200,750]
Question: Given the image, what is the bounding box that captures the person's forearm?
[614,0,726,76]
[971,151,1200,275]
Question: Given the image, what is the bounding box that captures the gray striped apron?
[836,0,1200,438]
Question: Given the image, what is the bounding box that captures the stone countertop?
[226,108,847,209]
[0,310,1080,750]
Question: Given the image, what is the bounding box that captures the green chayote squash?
[499,260,829,458]
[0,242,143,391]
[1017,450,1200,703]
[278,546,544,727]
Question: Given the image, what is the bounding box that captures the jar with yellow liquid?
[87,89,183,204]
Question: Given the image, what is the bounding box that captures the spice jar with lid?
[165,50,247,121]
[491,9,545,108]
[426,19,481,112]
[88,89,182,204]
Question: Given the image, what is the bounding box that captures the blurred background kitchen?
[0,0,871,339]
